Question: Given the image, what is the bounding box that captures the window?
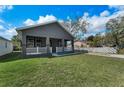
[35,37,46,47]
[5,42,7,48]
[57,39,62,47]
[50,39,62,47]
[26,36,46,48]
[26,36,34,48]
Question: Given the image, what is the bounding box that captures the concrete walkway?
[88,53,124,59]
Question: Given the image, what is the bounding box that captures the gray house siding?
[21,23,73,40]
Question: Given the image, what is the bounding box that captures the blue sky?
[0,5,124,40]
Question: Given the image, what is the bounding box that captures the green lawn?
[0,52,124,87]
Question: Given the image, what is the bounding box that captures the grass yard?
[0,52,124,87]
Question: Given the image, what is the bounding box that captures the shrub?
[118,48,124,54]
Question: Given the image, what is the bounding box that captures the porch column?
[62,39,65,52]
[22,44,26,56]
[22,35,26,56]
[46,37,50,53]
[71,40,74,52]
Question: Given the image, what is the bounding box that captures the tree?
[106,16,124,48]
[86,35,94,47]
[64,16,89,40]
[86,34,104,47]
[11,35,21,51]
[104,32,115,47]
[106,18,120,47]
[86,35,94,41]
[92,34,103,47]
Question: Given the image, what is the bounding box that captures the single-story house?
[0,36,13,56]
[74,40,89,48]
[16,20,74,56]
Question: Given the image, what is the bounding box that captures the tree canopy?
[64,17,89,40]
[106,16,124,48]
[11,35,21,51]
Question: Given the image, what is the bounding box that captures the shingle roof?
[16,20,74,38]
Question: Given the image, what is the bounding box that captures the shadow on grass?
[0,50,88,63]
[0,52,53,63]
[0,52,23,63]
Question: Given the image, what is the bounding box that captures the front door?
[52,46,56,53]
[50,38,56,53]
[50,38,62,53]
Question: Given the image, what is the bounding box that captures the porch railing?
[56,47,63,53]
[64,47,72,52]
[26,47,73,55]
[26,47,47,55]
[56,47,72,53]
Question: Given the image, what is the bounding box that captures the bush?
[13,46,21,51]
[118,48,124,54]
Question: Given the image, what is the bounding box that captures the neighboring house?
[16,20,74,56]
[0,36,13,56]
[74,40,89,48]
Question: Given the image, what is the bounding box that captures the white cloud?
[24,19,35,26]
[82,12,89,20]
[7,5,13,10]
[24,15,57,26]
[86,15,108,34]
[67,16,71,20]
[110,10,124,18]
[81,6,124,38]
[0,5,13,12]
[109,5,124,11]
[0,18,16,40]
[6,28,17,36]
[101,32,105,36]
[0,27,17,40]
[0,19,4,23]
[0,6,6,12]
[1,15,57,40]
[0,25,4,30]
[100,10,110,17]
[84,12,89,17]
[58,19,64,23]
[82,7,124,37]
[24,11,124,38]
[83,33,96,38]
[1,6,124,39]
[37,15,57,24]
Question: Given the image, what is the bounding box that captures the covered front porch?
[25,36,74,55]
